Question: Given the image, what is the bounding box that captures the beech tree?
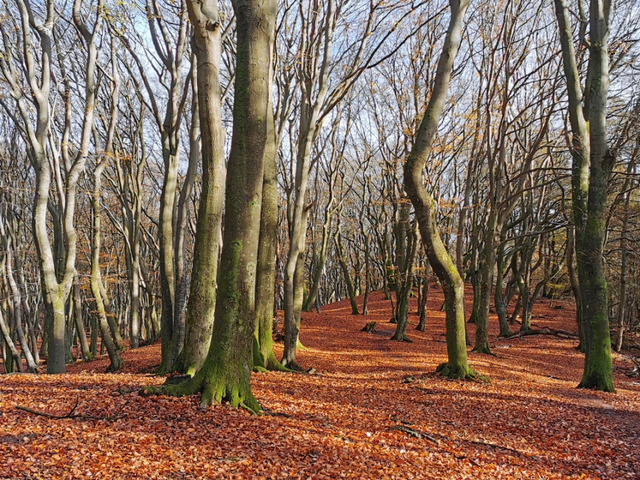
[111,0,192,373]
[553,0,615,391]
[0,0,104,373]
[176,0,228,376]
[146,0,277,410]
[404,0,475,379]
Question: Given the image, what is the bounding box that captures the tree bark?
[554,0,615,392]
[146,0,277,411]
[177,9,227,375]
[403,0,475,379]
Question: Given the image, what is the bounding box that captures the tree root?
[578,376,615,393]
[472,344,495,356]
[436,362,488,382]
[142,374,262,414]
[389,425,440,445]
[253,351,291,373]
[361,322,377,333]
[390,334,413,343]
[280,359,305,372]
[465,438,522,456]
[267,360,292,373]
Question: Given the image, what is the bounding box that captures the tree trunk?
[0,307,23,373]
[494,240,511,337]
[392,207,417,341]
[554,0,614,391]
[334,227,360,316]
[416,261,430,332]
[403,0,475,379]
[91,159,123,372]
[615,185,631,352]
[474,212,496,354]
[282,208,310,370]
[177,25,226,375]
[254,83,286,372]
[146,0,277,412]
[157,146,180,373]
[73,278,92,361]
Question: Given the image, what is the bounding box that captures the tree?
[404,0,476,379]
[176,0,228,376]
[279,0,420,369]
[0,0,103,373]
[89,37,124,372]
[553,0,615,391]
[145,0,277,411]
[112,0,192,373]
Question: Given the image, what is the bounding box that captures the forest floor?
[1,288,639,479]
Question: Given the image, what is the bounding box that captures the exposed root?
[281,359,305,372]
[577,377,615,393]
[509,327,578,339]
[472,344,495,356]
[106,359,124,373]
[267,358,292,373]
[142,374,262,414]
[435,362,488,382]
[17,396,126,421]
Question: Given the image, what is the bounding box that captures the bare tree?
[554,0,615,391]
[404,0,476,379]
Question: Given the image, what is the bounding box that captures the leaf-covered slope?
[1,289,639,479]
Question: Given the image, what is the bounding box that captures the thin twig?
[16,396,126,421]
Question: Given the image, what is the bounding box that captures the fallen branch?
[508,328,578,339]
[389,425,440,445]
[466,438,522,457]
[389,423,521,464]
[16,396,126,421]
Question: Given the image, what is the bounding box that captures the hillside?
[1,289,639,479]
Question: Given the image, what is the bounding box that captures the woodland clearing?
[1,288,639,479]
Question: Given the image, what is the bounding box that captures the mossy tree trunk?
[391,202,418,341]
[146,0,277,410]
[254,66,286,372]
[403,0,475,379]
[176,3,227,376]
[554,0,614,392]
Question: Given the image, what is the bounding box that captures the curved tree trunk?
[403,0,475,379]
[91,159,123,372]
